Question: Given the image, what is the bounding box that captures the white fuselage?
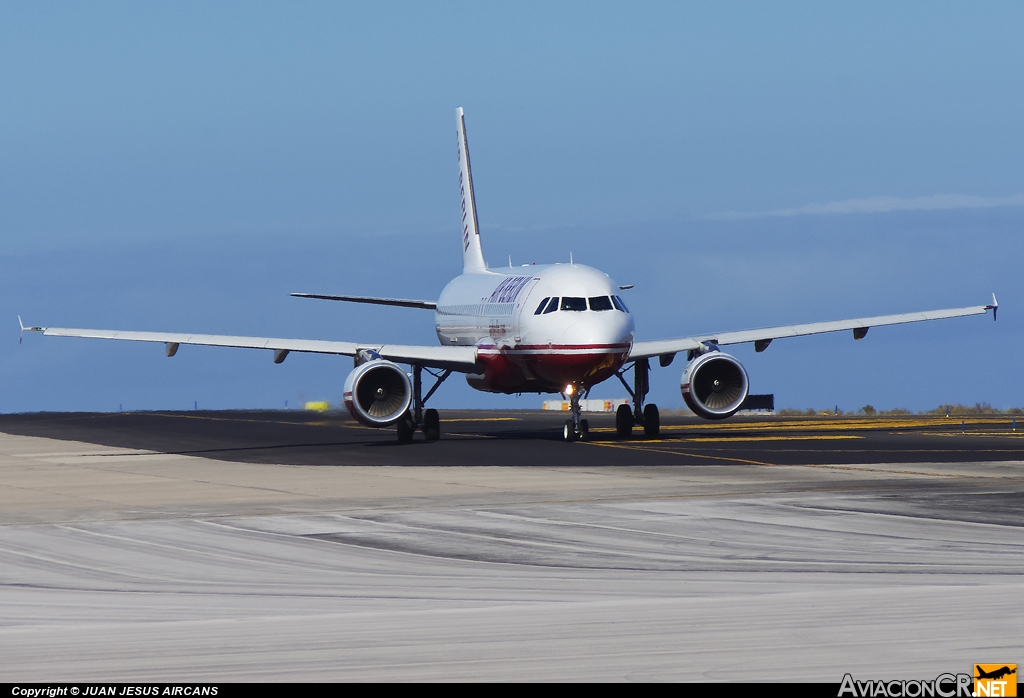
[434,263,635,393]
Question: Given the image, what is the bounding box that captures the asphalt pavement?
[1,409,1021,681]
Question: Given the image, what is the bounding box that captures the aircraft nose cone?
[562,311,634,346]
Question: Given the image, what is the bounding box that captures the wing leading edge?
[628,297,997,362]
[22,324,478,372]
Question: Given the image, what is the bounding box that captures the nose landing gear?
[561,385,590,442]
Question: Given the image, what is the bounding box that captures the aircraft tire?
[397,414,415,444]
[579,418,590,441]
[643,404,660,438]
[563,419,578,443]
[423,409,441,442]
[615,404,633,438]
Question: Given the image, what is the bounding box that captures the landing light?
[565,384,574,396]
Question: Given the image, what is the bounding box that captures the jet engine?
[343,360,412,427]
[680,351,749,420]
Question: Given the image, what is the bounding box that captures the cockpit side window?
[612,295,630,313]
[534,297,551,315]
[561,297,587,312]
[543,297,560,314]
[588,296,613,311]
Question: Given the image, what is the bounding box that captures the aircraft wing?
[21,324,479,372]
[628,297,997,362]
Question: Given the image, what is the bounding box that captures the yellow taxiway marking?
[589,430,861,442]
[910,431,1024,438]
[668,434,861,442]
[656,417,1008,432]
[134,412,396,433]
[144,412,324,426]
[658,445,1024,456]
[583,440,773,466]
[439,417,519,423]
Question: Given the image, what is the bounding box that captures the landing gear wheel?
[579,419,590,441]
[615,404,634,438]
[423,408,440,442]
[563,418,578,443]
[396,414,415,444]
[643,403,660,438]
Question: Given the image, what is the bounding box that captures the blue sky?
[2,2,1022,413]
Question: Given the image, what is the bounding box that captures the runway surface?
[0,410,1022,681]
[2,408,1024,467]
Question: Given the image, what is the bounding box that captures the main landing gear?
[614,358,660,440]
[397,365,450,444]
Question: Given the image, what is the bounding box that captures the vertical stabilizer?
[456,107,487,273]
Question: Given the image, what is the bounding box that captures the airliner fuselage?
[435,263,635,394]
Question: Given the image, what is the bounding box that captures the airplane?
[975,666,1016,681]
[20,108,998,443]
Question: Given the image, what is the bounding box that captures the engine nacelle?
[343,360,412,427]
[680,351,749,420]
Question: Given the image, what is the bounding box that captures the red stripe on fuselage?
[472,344,630,393]
[477,343,631,354]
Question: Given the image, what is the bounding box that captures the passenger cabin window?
[543,297,559,314]
[534,297,550,315]
[561,297,587,312]
[588,296,613,311]
[612,295,629,313]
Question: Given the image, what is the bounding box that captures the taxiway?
[0,410,1021,681]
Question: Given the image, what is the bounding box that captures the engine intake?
[343,360,412,427]
[680,352,749,420]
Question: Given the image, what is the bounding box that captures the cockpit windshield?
[534,295,628,313]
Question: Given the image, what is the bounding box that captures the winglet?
[985,293,998,321]
[18,316,45,343]
[19,316,44,332]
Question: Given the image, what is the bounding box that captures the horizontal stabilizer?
[291,293,436,310]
